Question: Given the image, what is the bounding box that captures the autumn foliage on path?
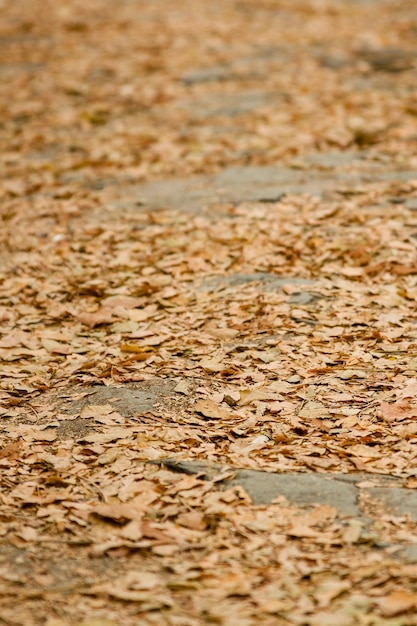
[2,1,417,624]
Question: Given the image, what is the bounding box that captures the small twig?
[76,476,106,502]
[24,403,39,418]
[295,399,306,416]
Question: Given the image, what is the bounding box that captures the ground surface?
[3,0,417,624]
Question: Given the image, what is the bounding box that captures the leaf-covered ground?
[3,0,417,624]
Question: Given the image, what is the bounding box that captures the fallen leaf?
[77,308,114,328]
[377,591,417,617]
[16,526,38,542]
[120,343,154,357]
[97,448,119,464]
[288,525,319,538]
[120,520,143,541]
[91,492,158,523]
[78,617,119,626]
[177,511,207,530]
[83,427,134,443]
[381,399,417,422]
[348,444,381,459]
[315,580,351,608]
[41,338,69,354]
[342,520,363,544]
[298,401,330,419]
[194,399,229,419]
[0,440,21,460]
[174,380,190,394]
[337,369,367,380]
[80,404,115,419]
[200,356,225,372]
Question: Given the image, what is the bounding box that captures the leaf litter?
[2,0,417,624]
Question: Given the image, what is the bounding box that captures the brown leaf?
[41,338,69,354]
[91,490,158,524]
[77,308,114,328]
[288,524,319,538]
[177,511,207,531]
[200,356,225,372]
[194,399,229,419]
[381,399,417,422]
[83,427,134,443]
[97,448,119,465]
[120,343,154,357]
[92,502,145,523]
[298,401,330,419]
[377,591,417,617]
[315,580,351,608]
[0,440,21,460]
[120,520,143,541]
[80,404,115,419]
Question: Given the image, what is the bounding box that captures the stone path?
[77,109,417,555]
[15,30,417,561]
[5,1,417,622]
[15,380,417,565]
[105,156,417,214]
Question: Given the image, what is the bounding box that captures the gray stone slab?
[180,48,290,85]
[357,47,417,72]
[231,472,417,521]
[75,383,172,416]
[181,65,238,85]
[300,150,369,168]
[212,165,352,200]
[110,165,417,214]
[317,44,417,73]
[367,487,417,521]
[405,198,417,211]
[196,273,316,293]
[398,545,417,562]
[229,470,361,517]
[156,460,417,525]
[288,291,322,305]
[28,380,176,440]
[177,91,273,119]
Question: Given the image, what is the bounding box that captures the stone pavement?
[5,2,417,623]
[15,21,417,565]
[26,380,417,565]
[105,154,417,214]
[73,44,417,551]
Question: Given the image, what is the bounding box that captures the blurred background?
[1,0,417,197]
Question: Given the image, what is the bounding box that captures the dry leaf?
[80,404,115,419]
[174,380,190,394]
[299,401,330,419]
[315,580,351,608]
[77,308,115,328]
[83,427,134,443]
[200,356,225,372]
[177,511,207,530]
[381,399,417,422]
[377,591,417,617]
[3,1,417,622]
[97,448,119,465]
[0,441,21,460]
[194,399,229,419]
[41,338,69,354]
